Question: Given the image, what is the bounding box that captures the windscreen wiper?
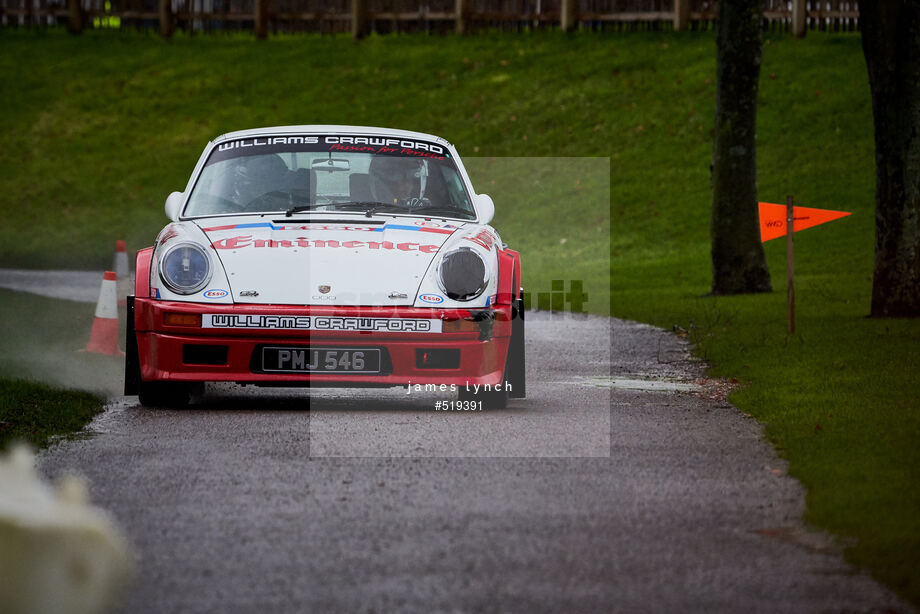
[324,201,408,217]
[332,201,389,210]
[313,201,403,217]
[284,203,326,217]
[287,201,399,217]
[403,206,472,219]
[239,190,313,216]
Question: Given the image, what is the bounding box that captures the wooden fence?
[0,0,860,36]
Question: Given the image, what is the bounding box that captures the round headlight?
[437,247,489,301]
[159,242,212,295]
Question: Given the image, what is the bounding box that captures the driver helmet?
[231,154,289,202]
[369,156,425,203]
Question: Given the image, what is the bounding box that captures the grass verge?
[0,378,104,451]
[0,289,120,450]
[0,29,917,604]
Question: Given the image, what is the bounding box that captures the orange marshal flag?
[758,202,851,242]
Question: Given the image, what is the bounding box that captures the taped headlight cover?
[159,242,212,295]
[437,247,489,301]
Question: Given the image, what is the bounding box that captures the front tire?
[458,380,509,409]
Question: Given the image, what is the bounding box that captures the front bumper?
[130,298,512,388]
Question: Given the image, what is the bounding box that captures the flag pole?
[787,194,795,334]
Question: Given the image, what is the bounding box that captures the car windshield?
[184,134,476,220]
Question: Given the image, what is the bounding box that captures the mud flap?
[508,294,526,399]
[124,295,139,395]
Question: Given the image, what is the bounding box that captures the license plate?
[261,347,381,373]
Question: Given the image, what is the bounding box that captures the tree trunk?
[159,0,173,38]
[710,0,772,295]
[254,0,269,39]
[352,0,367,39]
[860,1,920,317]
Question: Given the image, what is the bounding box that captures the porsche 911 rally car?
[124,126,525,408]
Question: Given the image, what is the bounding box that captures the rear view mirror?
[312,158,351,172]
[165,191,184,221]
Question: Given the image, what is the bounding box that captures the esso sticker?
[419,293,444,304]
[203,289,229,299]
[415,221,440,227]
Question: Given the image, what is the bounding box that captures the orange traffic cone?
[114,240,130,307]
[85,271,124,356]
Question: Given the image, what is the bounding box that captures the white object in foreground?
[0,445,133,614]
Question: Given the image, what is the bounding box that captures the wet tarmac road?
[37,312,908,613]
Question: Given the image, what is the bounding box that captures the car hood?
[196,217,466,305]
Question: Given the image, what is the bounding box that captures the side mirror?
[475,194,495,225]
[165,192,184,221]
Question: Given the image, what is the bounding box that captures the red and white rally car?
[125,126,525,408]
